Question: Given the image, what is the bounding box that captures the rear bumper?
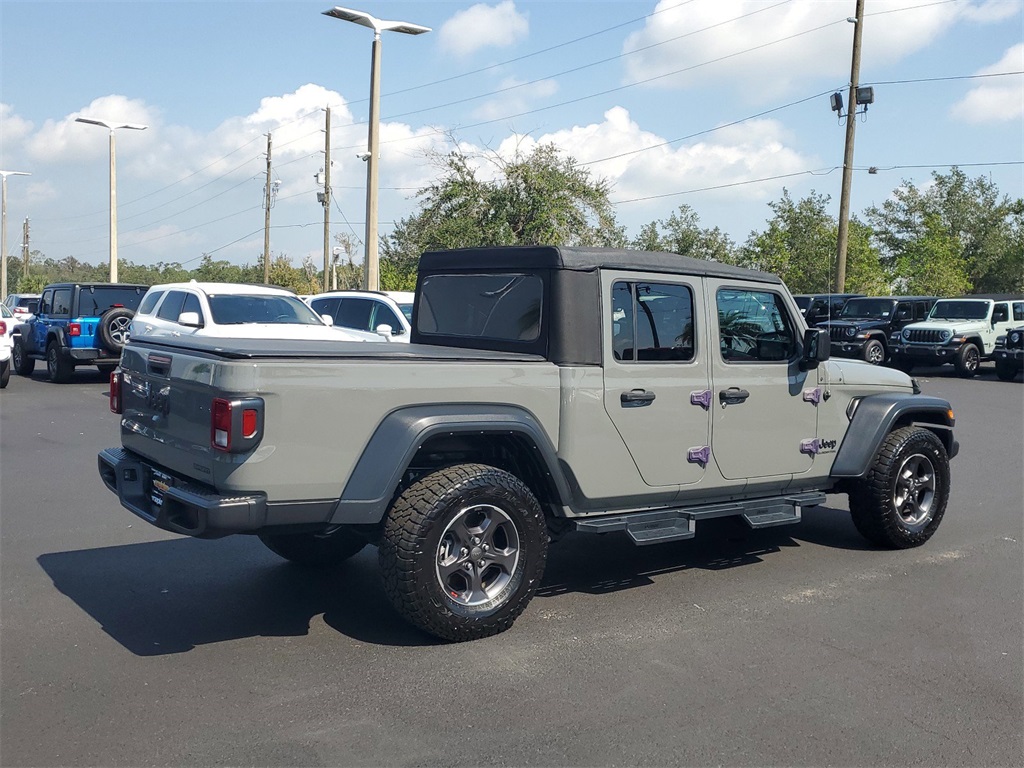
[67,347,121,365]
[99,446,266,538]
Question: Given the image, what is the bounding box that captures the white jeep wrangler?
[891,296,1024,377]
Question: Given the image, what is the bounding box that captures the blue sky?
[1,0,1021,272]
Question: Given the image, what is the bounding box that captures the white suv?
[891,297,1024,376]
[307,290,414,342]
[0,303,18,388]
[131,282,382,342]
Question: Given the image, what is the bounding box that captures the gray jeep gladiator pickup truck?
[99,246,958,641]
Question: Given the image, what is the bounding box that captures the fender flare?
[831,394,956,478]
[330,403,570,526]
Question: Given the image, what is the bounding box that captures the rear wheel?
[379,463,548,642]
[97,363,117,376]
[995,360,1019,381]
[954,343,980,377]
[849,427,949,549]
[258,528,366,566]
[12,338,34,376]
[46,340,73,383]
[862,339,885,365]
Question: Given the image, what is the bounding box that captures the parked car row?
[4,281,416,384]
[802,292,1024,380]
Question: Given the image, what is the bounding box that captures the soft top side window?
[717,288,797,363]
[611,280,695,362]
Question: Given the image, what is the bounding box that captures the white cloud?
[25,95,159,164]
[492,107,817,209]
[621,0,1012,101]
[439,1,528,57]
[473,77,559,120]
[951,43,1024,123]
[0,103,33,146]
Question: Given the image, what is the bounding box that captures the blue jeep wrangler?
[12,282,148,382]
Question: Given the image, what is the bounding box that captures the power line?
[610,167,842,205]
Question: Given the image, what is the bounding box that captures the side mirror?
[321,314,334,327]
[800,327,830,370]
[177,311,202,328]
[375,324,393,340]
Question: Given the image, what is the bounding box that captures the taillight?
[210,397,263,453]
[109,371,123,414]
[212,398,232,451]
[68,322,81,337]
[0,321,6,335]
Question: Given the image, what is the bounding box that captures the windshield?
[79,286,146,315]
[840,298,895,319]
[928,300,989,321]
[207,294,324,325]
[793,296,811,311]
[397,303,414,322]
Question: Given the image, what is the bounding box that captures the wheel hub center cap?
[470,546,484,559]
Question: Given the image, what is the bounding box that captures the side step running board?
[572,491,826,546]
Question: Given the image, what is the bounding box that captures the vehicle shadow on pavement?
[37,506,871,654]
[536,505,872,598]
[37,536,438,655]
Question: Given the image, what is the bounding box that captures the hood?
[824,318,889,331]
[904,318,987,332]
[828,359,914,388]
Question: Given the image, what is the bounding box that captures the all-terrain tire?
[46,340,74,383]
[97,363,118,376]
[0,359,9,389]
[954,343,980,378]
[379,463,548,642]
[893,358,914,374]
[258,528,367,567]
[994,360,1019,382]
[848,426,950,549]
[97,308,134,354]
[12,338,34,376]
[862,338,886,365]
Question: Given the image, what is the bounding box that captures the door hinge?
[802,387,822,405]
[687,445,710,466]
[800,438,820,455]
[690,389,713,409]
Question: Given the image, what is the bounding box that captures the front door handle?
[719,387,750,406]
[621,389,656,406]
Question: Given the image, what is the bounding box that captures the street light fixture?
[1,170,31,302]
[323,5,430,291]
[75,117,148,283]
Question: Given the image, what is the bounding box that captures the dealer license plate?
[150,468,173,508]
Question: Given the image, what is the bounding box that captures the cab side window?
[180,292,204,325]
[39,290,53,315]
[717,289,797,363]
[336,298,375,332]
[611,281,695,362]
[52,289,72,317]
[993,304,1009,323]
[372,302,402,331]
[156,291,187,322]
[1012,302,1024,322]
[138,290,164,315]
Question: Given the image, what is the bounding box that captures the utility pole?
[323,107,332,293]
[263,133,272,284]
[835,0,865,293]
[22,218,29,277]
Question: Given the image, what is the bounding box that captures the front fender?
[330,403,568,525]
[831,394,957,478]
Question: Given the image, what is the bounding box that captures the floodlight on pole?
[75,117,148,283]
[323,5,430,291]
[1,170,31,302]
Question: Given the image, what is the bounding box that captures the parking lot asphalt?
[1,363,1021,767]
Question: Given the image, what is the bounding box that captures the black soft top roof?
[419,246,782,285]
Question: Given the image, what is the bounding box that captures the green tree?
[630,204,738,262]
[865,168,1023,294]
[895,213,971,296]
[741,190,886,294]
[381,143,625,279]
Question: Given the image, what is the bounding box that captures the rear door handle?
[719,387,750,405]
[621,389,656,406]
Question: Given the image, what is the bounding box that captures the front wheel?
[954,343,980,377]
[258,528,366,567]
[994,360,1019,382]
[12,338,34,376]
[379,463,549,642]
[862,338,886,365]
[849,426,950,549]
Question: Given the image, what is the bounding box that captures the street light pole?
[323,6,430,291]
[75,117,147,283]
[1,170,31,302]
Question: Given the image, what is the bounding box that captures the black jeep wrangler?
[993,326,1023,381]
[817,296,937,365]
